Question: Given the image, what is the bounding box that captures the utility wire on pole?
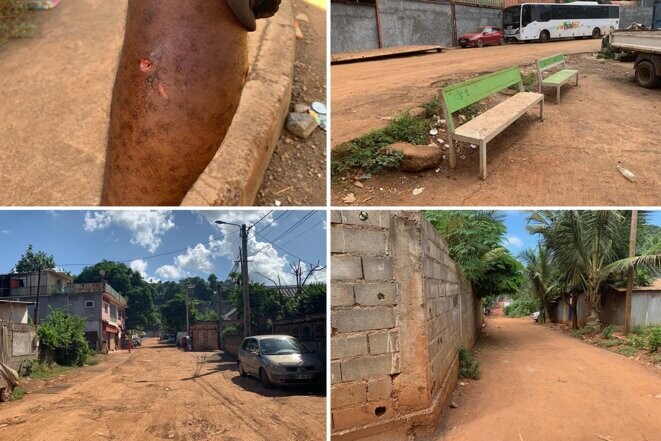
[624,210,638,336]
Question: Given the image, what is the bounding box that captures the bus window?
[503,5,521,27]
[522,4,531,27]
[610,6,620,19]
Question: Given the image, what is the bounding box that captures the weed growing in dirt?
[87,357,100,366]
[421,96,440,117]
[600,339,622,348]
[628,334,645,350]
[459,346,480,380]
[29,361,72,380]
[616,346,638,357]
[0,0,35,47]
[648,327,661,352]
[462,103,482,122]
[601,324,615,339]
[332,113,427,174]
[10,386,25,400]
[571,325,597,338]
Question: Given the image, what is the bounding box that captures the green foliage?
[424,211,523,299]
[0,0,35,47]
[571,325,597,338]
[10,386,25,401]
[332,113,428,174]
[632,325,644,336]
[616,346,638,357]
[160,294,201,333]
[648,327,661,353]
[458,346,480,380]
[628,334,645,349]
[421,96,440,116]
[27,360,72,380]
[291,283,326,316]
[38,308,90,367]
[600,339,623,348]
[601,324,615,339]
[14,244,56,272]
[504,295,539,318]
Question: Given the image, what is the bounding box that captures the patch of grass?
[650,354,661,365]
[421,96,440,117]
[459,346,480,380]
[11,386,25,400]
[648,327,661,352]
[632,325,644,336]
[615,346,638,357]
[571,325,597,338]
[600,338,622,348]
[628,334,646,350]
[601,324,615,339]
[0,0,36,47]
[29,362,72,380]
[462,103,482,122]
[86,356,100,366]
[332,113,428,175]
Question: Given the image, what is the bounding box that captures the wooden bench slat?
[454,92,544,142]
[542,69,578,85]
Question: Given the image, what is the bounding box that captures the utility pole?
[186,284,194,334]
[240,224,251,338]
[624,210,638,335]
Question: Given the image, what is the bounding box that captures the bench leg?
[540,99,544,121]
[575,73,579,86]
[479,140,487,180]
[556,86,561,104]
[448,137,457,169]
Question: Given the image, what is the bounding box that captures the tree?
[14,244,56,325]
[519,244,557,323]
[38,307,90,366]
[160,294,201,333]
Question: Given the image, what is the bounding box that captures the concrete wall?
[0,303,29,323]
[620,4,655,29]
[221,334,242,357]
[455,4,502,39]
[332,3,379,53]
[379,0,453,48]
[330,210,482,440]
[0,322,38,371]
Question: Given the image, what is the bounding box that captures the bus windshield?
[503,6,521,27]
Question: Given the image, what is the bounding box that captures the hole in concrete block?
[375,406,386,417]
[377,292,385,300]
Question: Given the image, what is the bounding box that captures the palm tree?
[528,211,660,328]
[519,244,556,323]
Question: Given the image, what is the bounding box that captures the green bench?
[536,54,579,103]
[439,66,544,180]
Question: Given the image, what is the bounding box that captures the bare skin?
[101,0,248,206]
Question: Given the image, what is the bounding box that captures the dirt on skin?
[256,0,327,207]
[429,309,661,441]
[0,339,326,441]
[331,50,661,207]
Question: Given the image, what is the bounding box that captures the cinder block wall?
[330,211,482,440]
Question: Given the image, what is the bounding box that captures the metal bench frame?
[536,54,579,103]
[439,66,544,180]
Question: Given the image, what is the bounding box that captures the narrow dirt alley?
[0,339,326,441]
[434,308,661,441]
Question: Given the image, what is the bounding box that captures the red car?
[458,26,505,48]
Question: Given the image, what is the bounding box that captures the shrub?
[648,327,661,353]
[616,346,638,357]
[601,324,615,339]
[38,308,90,367]
[504,296,539,318]
[10,386,25,401]
[628,334,645,349]
[0,0,35,47]
[600,339,622,348]
[458,346,480,380]
[571,325,597,338]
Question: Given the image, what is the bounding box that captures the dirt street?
[331,49,661,206]
[434,311,661,441]
[0,339,326,441]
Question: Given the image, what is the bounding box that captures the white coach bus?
[502,2,620,42]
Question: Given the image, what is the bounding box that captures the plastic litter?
[617,164,636,182]
[429,128,438,136]
[412,187,425,196]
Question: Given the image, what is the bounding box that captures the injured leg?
[101,0,279,206]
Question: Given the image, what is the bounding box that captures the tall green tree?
[519,244,557,323]
[14,244,56,325]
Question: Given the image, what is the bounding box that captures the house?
[601,279,661,328]
[0,272,128,351]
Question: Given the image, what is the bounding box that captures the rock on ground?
[386,142,443,172]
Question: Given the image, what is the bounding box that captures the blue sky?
[501,210,661,258]
[0,210,327,285]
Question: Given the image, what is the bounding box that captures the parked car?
[531,311,541,322]
[176,331,189,346]
[459,26,505,48]
[238,335,324,388]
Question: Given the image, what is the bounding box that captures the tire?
[0,387,11,403]
[477,38,484,48]
[591,28,600,39]
[238,362,247,377]
[499,37,504,45]
[260,369,273,389]
[539,30,550,43]
[635,60,660,88]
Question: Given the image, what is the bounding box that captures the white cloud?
[174,243,215,273]
[130,259,149,278]
[155,264,189,280]
[83,211,175,253]
[1,229,9,235]
[504,235,524,248]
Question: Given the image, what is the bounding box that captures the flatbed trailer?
[610,29,661,88]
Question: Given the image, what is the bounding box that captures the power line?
[249,212,316,258]
[253,210,273,228]
[279,217,326,248]
[254,210,291,236]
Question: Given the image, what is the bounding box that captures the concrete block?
[287,112,318,139]
[332,382,367,409]
[331,211,342,224]
[354,283,397,306]
[340,210,388,228]
[332,400,391,431]
[368,330,399,355]
[332,228,388,256]
[366,377,392,402]
[331,283,355,307]
[331,255,363,280]
[340,355,392,381]
[362,257,394,281]
[333,334,368,359]
[331,361,342,384]
[333,307,396,333]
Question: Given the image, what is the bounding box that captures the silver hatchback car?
[238,335,324,388]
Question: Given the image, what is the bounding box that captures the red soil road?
[0,339,326,441]
[434,312,661,441]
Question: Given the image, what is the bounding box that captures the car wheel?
[238,362,247,377]
[0,387,11,403]
[477,39,484,48]
[635,60,660,88]
[260,369,273,388]
[539,30,550,43]
[499,37,504,45]
[591,27,600,39]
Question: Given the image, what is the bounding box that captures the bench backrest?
[439,66,523,133]
[537,54,565,73]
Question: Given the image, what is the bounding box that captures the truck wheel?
[0,387,11,402]
[635,61,660,88]
[591,28,600,39]
[539,30,550,43]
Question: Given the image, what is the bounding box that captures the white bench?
[536,54,579,103]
